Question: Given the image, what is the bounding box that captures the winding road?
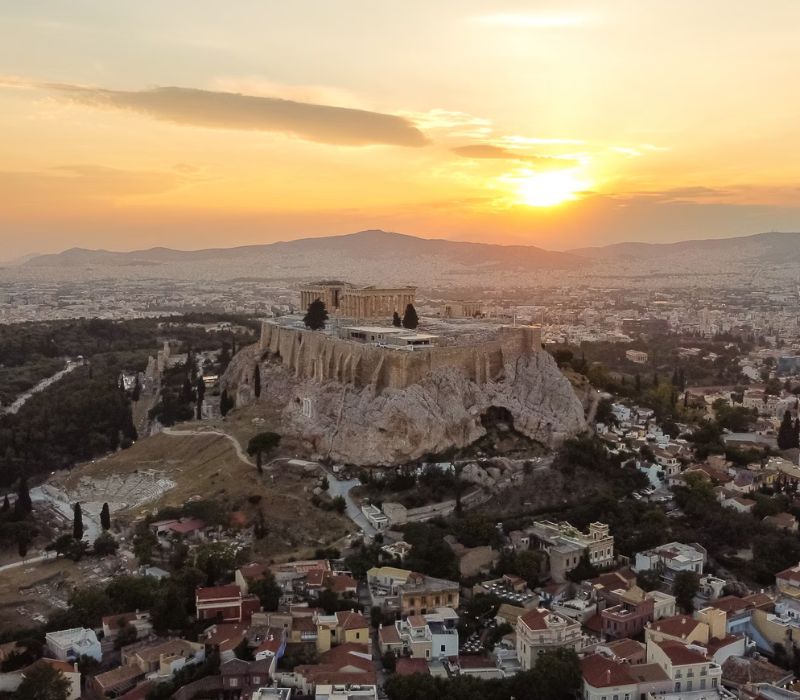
[3,360,80,415]
[160,426,255,466]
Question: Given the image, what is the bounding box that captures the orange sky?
[1,1,800,258]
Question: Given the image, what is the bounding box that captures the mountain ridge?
[20,229,800,269]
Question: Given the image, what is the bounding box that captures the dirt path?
[161,427,255,466]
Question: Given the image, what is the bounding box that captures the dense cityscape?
[3,2,800,700]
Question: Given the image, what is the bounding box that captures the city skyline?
[2,1,800,258]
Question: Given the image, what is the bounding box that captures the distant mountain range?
[19,229,800,272]
[569,231,800,264]
[22,229,581,270]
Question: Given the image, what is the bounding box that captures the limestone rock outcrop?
[223,343,586,465]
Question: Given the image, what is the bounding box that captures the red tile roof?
[196,584,241,601]
[709,596,748,614]
[336,610,368,631]
[649,614,702,639]
[605,638,645,661]
[655,640,709,665]
[395,657,430,676]
[776,565,800,584]
[581,654,636,688]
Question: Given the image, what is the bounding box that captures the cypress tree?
[254,364,262,398]
[392,311,402,328]
[220,389,233,417]
[402,303,419,330]
[303,300,329,330]
[73,503,84,541]
[1,494,9,512]
[16,476,32,514]
[778,411,795,450]
[794,418,800,449]
[100,502,111,531]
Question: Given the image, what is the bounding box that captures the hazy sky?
[2,0,800,257]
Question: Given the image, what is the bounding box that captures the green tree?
[194,542,243,585]
[67,586,114,627]
[636,569,662,592]
[391,311,402,328]
[151,583,190,633]
[14,660,71,700]
[331,495,347,514]
[1,494,9,511]
[566,552,599,583]
[114,619,139,649]
[47,533,75,557]
[778,411,796,450]
[72,503,84,541]
[15,476,32,515]
[249,573,282,612]
[100,502,111,531]
[513,550,546,588]
[133,529,158,565]
[253,364,262,398]
[219,389,234,417]
[672,570,700,613]
[247,432,281,469]
[93,531,119,556]
[401,303,419,330]
[303,299,329,331]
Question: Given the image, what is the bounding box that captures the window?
[675,670,682,678]
[712,678,718,688]
[441,645,445,652]
[356,632,360,640]
[687,681,692,691]
[252,677,260,684]
[700,679,706,690]
[229,679,238,688]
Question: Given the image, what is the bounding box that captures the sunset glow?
[514,170,590,208]
[1,1,800,257]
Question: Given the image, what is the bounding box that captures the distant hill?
[569,231,800,264]
[24,230,581,270]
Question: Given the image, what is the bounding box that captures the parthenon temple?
[299,282,416,320]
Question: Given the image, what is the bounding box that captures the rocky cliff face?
[223,344,586,465]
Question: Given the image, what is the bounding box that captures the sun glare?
[515,170,588,207]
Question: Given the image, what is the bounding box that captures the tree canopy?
[14,661,71,700]
[303,299,329,331]
[401,303,419,330]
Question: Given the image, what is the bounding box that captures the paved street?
[322,467,377,537]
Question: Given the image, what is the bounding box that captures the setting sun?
[515,170,589,207]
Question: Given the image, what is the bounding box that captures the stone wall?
[258,321,542,392]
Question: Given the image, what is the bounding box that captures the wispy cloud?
[7,79,429,147]
[452,144,577,168]
[0,164,192,205]
[471,12,589,28]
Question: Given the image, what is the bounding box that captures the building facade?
[299,283,416,321]
[515,608,582,671]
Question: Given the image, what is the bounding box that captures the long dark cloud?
[41,83,429,147]
[452,143,576,168]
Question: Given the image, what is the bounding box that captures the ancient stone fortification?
[258,321,542,392]
[223,322,584,466]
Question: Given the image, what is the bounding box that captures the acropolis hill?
[256,319,543,392]
[222,296,586,465]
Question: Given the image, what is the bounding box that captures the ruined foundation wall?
[258,321,542,391]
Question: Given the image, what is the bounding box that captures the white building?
[45,628,102,663]
[634,542,706,579]
[626,349,649,364]
[360,503,389,531]
[315,684,378,700]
